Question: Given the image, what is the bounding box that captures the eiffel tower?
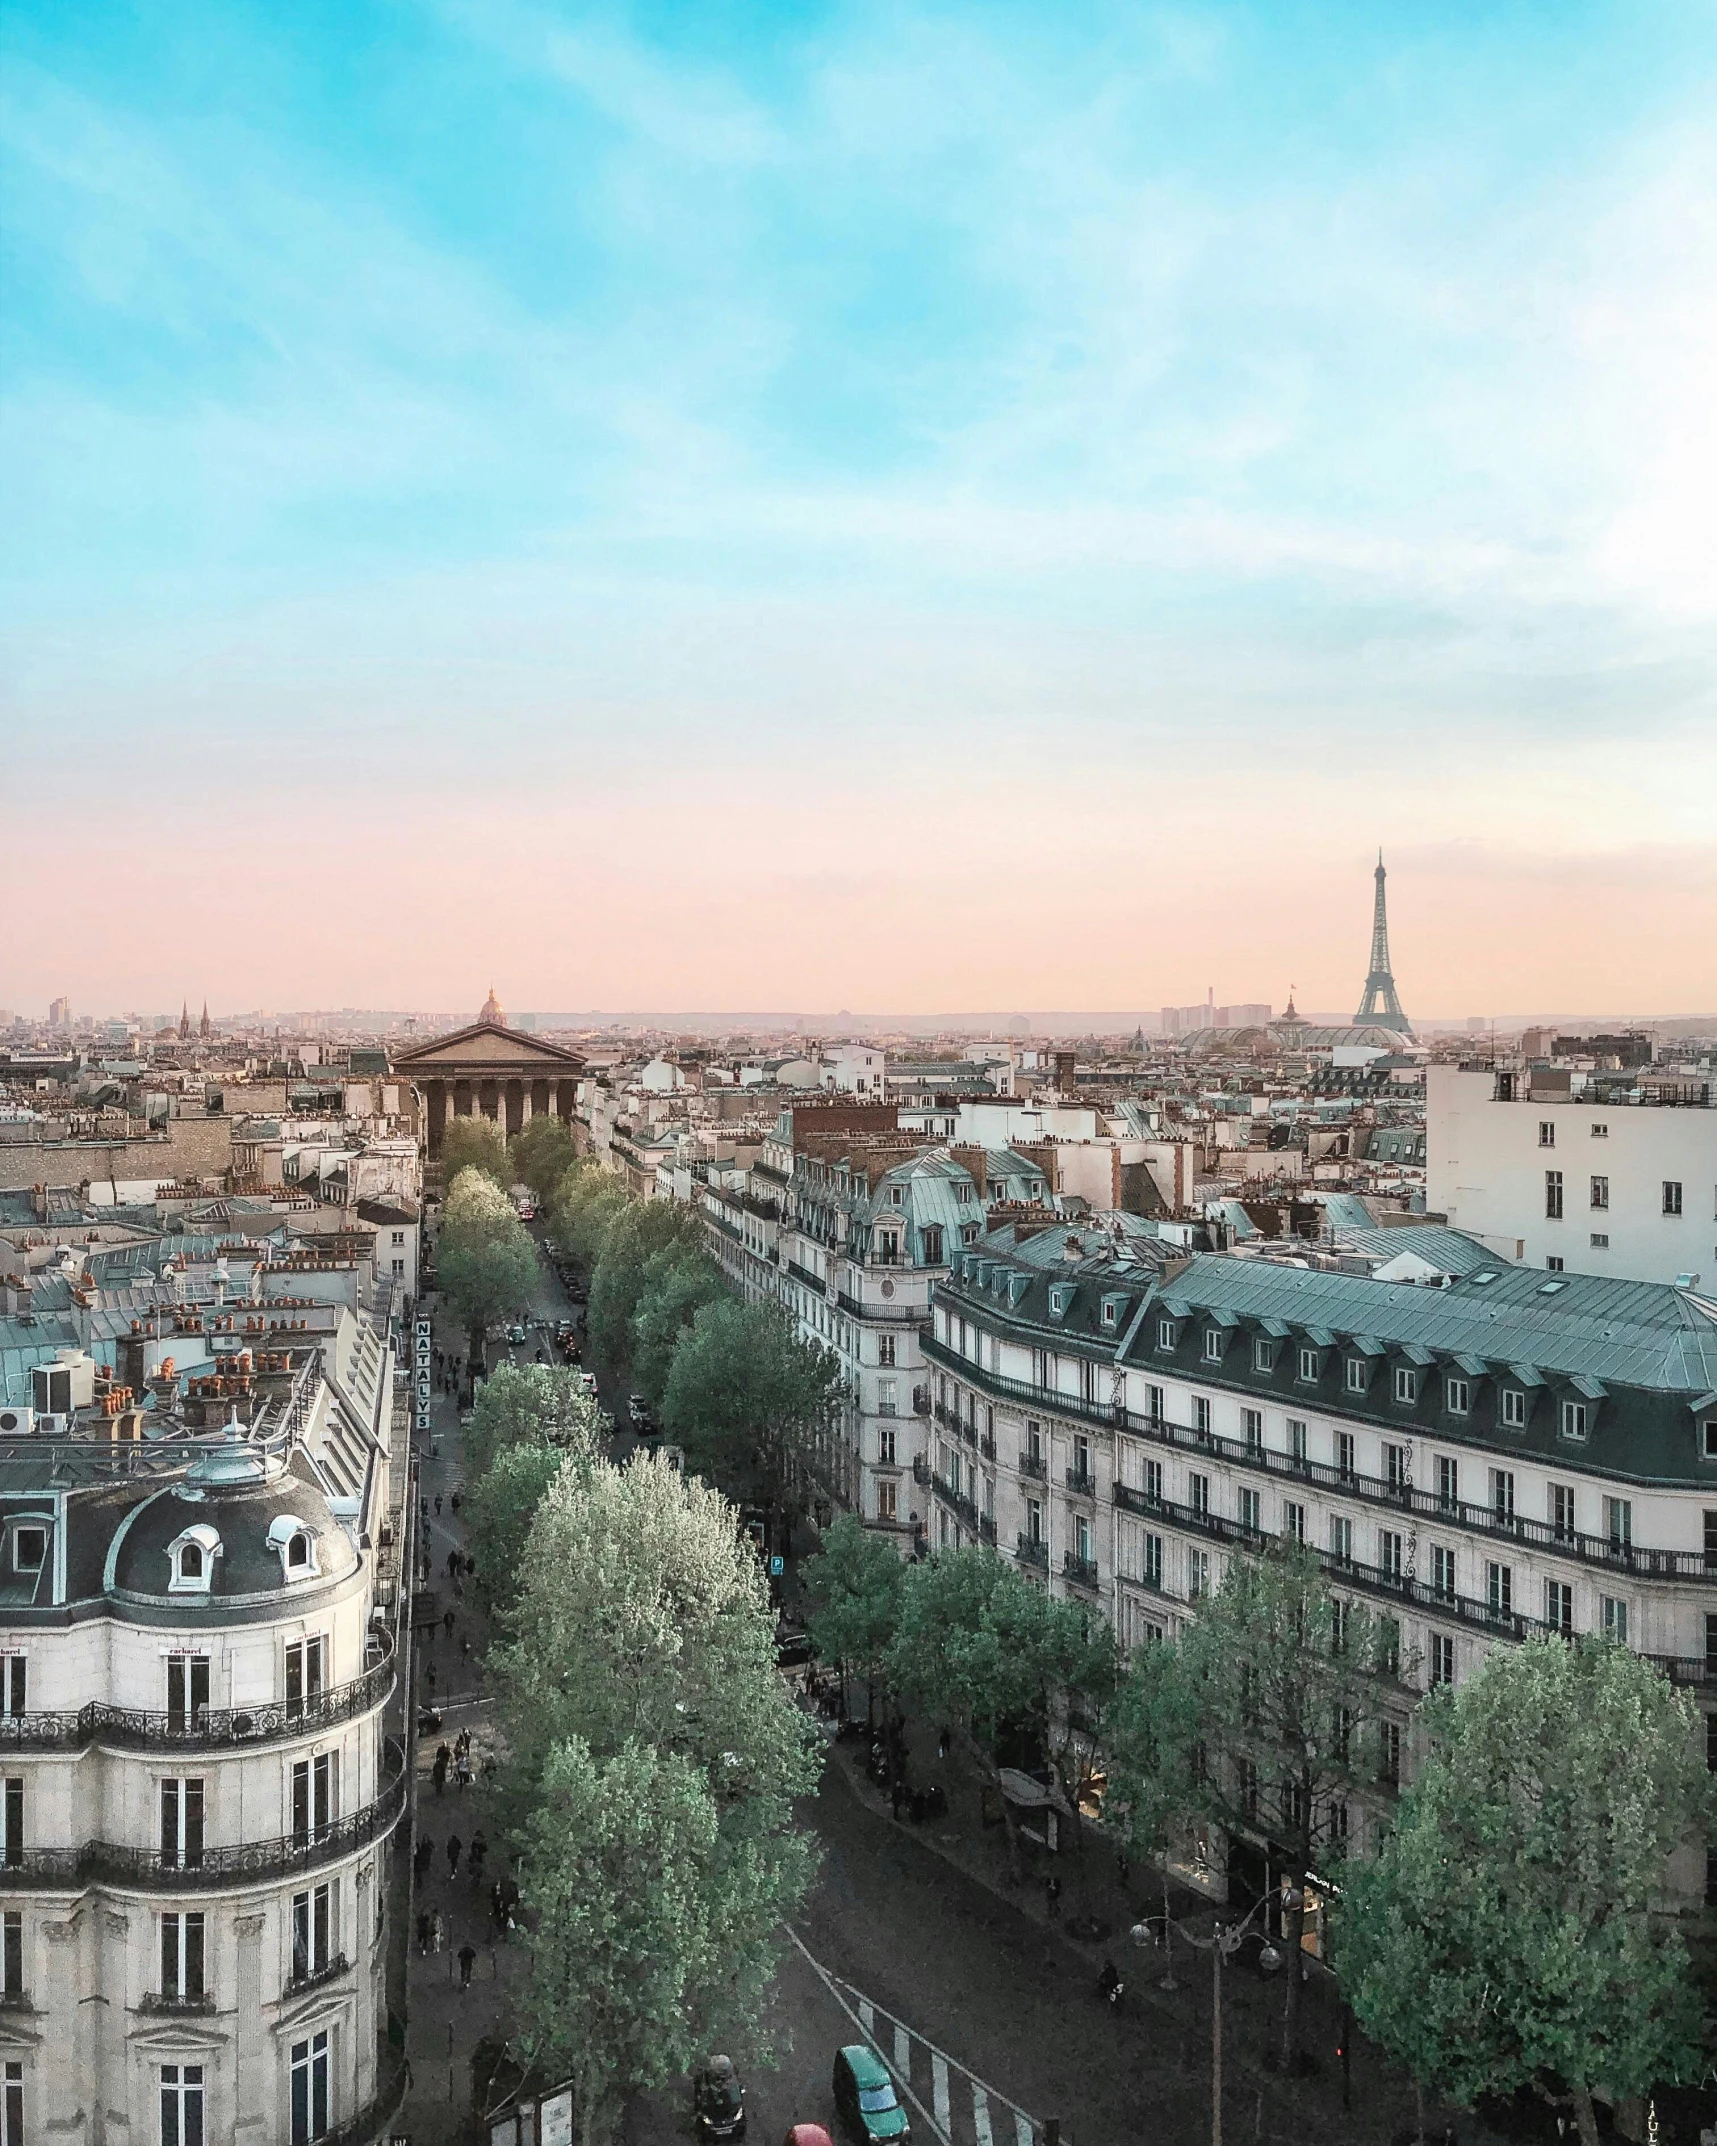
[1353,852,1409,1029]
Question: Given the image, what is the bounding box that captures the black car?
[694,2057,745,2140]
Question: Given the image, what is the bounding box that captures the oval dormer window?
[287,1532,310,1571]
[167,1523,222,1594]
[267,1514,319,1580]
[180,1543,203,1579]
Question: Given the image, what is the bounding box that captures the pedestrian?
[490,1880,505,1932]
[465,1553,476,1579]
[447,1834,462,1878]
[431,1909,445,1953]
[424,1660,437,1694]
[458,1940,477,1990]
[1045,1874,1061,1919]
[456,1728,471,1759]
[432,1747,449,1797]
[469,1831,487,1884]
[450,1492,461,1516]
[435,1493,443,1518]
[415,1909,432,1955]
[937,1726,949,1760]
[414,1836,434,1883]
[443,1608,455,1641]
[447,1547,460,1580]
[461,1633,470,1661]
[456,1750,473,1791]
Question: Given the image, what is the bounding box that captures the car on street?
[555,1318,576,1340]
[627,1394,653,1430]
[577,1371,599,1399]
[507,1323,528,1345]
[783,2130,834,2146]
[774,1625,814,1670]
[831,2047,908,2144]
[693,2056,746,2141]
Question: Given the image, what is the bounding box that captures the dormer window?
[1203,1329,1223,1363]
[167,1524,222,1595]
[1392,1366,1418,1406]
[12,1526,45,1576]
[1297,1347,1321,1384]
[267,1515,320,1581]
[1252,1338,1275,1373]
[1157,1319,1178,1351]
[1344,1358,1369,1395]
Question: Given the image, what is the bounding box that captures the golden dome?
[479,984,506,1027]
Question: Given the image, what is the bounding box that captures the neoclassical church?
[392,991,585,1157]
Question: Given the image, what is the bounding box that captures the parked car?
[577,1372,599,1399]
[831,2047,908,2144]
[627,1394,653,1430]
[774,1626,814,1670]
[784,2130,835,2146]
[694,2057,746,2141]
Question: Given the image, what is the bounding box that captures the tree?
[802,1514,906,1720]
[464,1359,607,1484]
[514,1736,737,2146]
[630,1247,726,1407]
[495,1451,821,1856]
[1105,1540,1394,2068]
[439,1114,510,1188]
[586,1201,705,1368]
[887,1545,1113,1878]
[437,1169,538,1366]
[463,1441,571,1620]
[510,1114,578,1207]
[1339,1637,1715,2146]
[661,1298,842,1512]
[552,1165,630,1276]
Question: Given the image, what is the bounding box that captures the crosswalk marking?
[858,1999,874,2035]
[972,2091,992,2146]
[893,2022,912,2076]
[932,2055,950,2136]
[1014,2114,1033,2146]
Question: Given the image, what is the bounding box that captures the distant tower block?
[1353,852,1410,1029]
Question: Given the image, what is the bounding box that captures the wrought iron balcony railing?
[1016,1534,1048,1570]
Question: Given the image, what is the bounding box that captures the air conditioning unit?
[0,1407,33,1437]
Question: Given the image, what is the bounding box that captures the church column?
[519,1084,534,1128]
[505,1079,524,1138]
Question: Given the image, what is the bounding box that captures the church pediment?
[393,1022,585,1072]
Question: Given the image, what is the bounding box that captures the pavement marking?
[1013,2114,1032,2146]
[894,2022,912,2078]
[932,2053,950,2136]
[972,2091,992,2146]
[858,1999,874,2035]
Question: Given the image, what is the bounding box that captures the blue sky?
[3,2,1715,1014]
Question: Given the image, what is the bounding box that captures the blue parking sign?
[769,1555,784,1577]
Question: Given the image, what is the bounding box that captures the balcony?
[1063,1553,1100,1592]
[932,1475,980,1529]
[912,1387,931,1416]
[978,1514,997,1546]
[1017,1451,1046,1480]
[0,1631,397,1753]
[1065,1468,1098,1500]
[0,1743,406,1894]
[140,1990,216,2015]
[1016,1534,1048,1570]
[911,1456,931,1486]
[837,1291,930,1326]
[979,1435,996,1461]
[286,1952,351,1999]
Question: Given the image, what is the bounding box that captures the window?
[1026,1499,1043,1545]
[292,1884,332,1982]
[1142,1457,1163,1502]
[876,1480,897,1522]
[1282,1500,1305,1543]
[1545,1580,1574,1636]
[391,1230,404,1247]
[1664,1180,1684,1217]
[159,1779,203,1870]
[1336,1430,1355,1482]
[1344,1357,1368,1395]
[1297,1347,1320,1383]
[1378,1529,1403,1583]
[1604,1496,1632,1549]
[1539,1121,1555,1148]
[1444,1377,1470,1417]
[920,1226,943,1265]
[1329,1514,1352,1563]
[1142,1532,1163,1587]
[285,1638,326,1720]
[290,2031,330,2146]
[1706,1420,1717,1462]
[166,1654,209,1733]
[1187,1550,1210,1601]
[1074,1514,1093,1563]
[1430,1545,1456,1601]
[160,2063,204,2146]
[1489,1469,1515,1527]
[0,1659,24,1720]
[1592,1121,1608,1137]
[11,1529,43,1577]
[168,1527,218,1593]
[878,1379,897,1417]
[1288,1418,1308,1467]
[4,2062,19,2146]
[1590,1234,1610,1249]
[1101,1299,1117,1328]
[876,1425,896,1465]
[160,1911,205,2000]
[1501,1388,1527,1430]
[1203,1329,1222,1362]
[1590,1175,1609,1211]
[0,1782,18,1870]
[1429,1633,1455,1687]
[1384,1443,1410,1493]
[1561,1400,1589,1442]
[1378,1719,1401,1787]
[1551,1483,1576,1541]
[1188,1472,1210,1518]
[877,1333,896,1368]
[1239,1488,1261,1533]
[1392,1365,1417,1406]
[1601,1596,1628,1643]
[1486,1561,1513,1618]
[1436,1457,1458,1513]
[1242,1407,1262,1456]
[1547,1256,1565,1272]
[1146,1385,1165,1427]
[1545,1170,1563,1219]
[2,1911,19,2000]
[1072,1433,1091,1483]
[290,1754,336,1845]
[1252,1338,1275,1373]
[1193,1396,1211,1438]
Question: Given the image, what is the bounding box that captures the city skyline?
[5,2,1716,1012]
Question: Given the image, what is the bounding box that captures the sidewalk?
[396,1310,528,2146]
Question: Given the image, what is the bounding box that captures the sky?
[3,0,1716,1021]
